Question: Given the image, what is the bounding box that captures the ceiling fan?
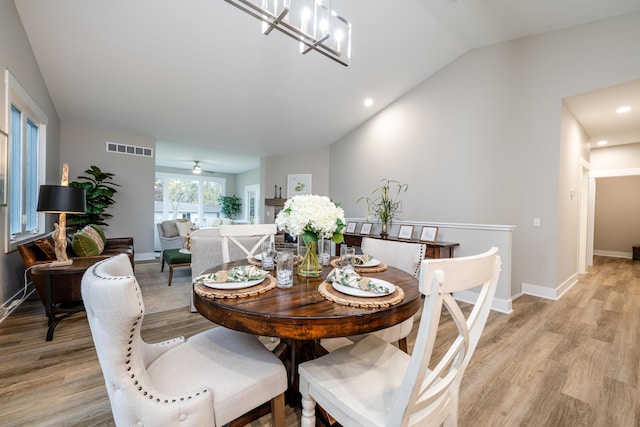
[192,161,215,175]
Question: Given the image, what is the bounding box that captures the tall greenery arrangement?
[68,166,120,228]
[358,179,408,238]
[219,195,242,218]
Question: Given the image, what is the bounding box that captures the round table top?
[193,259,421,341]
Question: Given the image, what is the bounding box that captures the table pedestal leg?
[274,339,324,407]
[42,275,84,341]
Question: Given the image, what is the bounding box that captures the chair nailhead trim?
[119,286,208,405]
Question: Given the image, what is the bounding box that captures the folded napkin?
[326,267,389,294]
[195,265,268,284]
[354,254,373,265]
[340,254,373,266]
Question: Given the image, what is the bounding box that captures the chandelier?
[224,0,352,66]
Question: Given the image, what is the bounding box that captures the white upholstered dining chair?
[359,237,426,352]
[218,224,277,263]
[322,237,426,353]
[82,254,287,427]
[299,247,501,427]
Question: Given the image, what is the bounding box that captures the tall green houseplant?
[358,179,408,239]
[218,195,242,219]
[68,166,120,229]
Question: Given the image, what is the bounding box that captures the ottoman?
[161,249,191,286]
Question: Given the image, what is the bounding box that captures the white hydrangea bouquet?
[275,195,345,276]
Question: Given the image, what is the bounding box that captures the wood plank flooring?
[0,256,638,426]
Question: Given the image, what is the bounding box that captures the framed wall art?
[398,224,414,240]
[359,223,372,235]
[420,226,439,242]
[287,174,312,198]
[345,222,357,234]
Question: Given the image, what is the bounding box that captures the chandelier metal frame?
[224,0,352,66]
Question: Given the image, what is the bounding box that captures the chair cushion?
[161,220,180,238]
[176,220,194,237]
[147,327,287,426]
[299,335,411,426]
[162,249,191,264]
[72,226,105,256]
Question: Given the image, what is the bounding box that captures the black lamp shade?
[37,185,86,213]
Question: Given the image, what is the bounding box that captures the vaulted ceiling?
[14,0,640,173]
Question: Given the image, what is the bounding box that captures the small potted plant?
[218,195,242,219]
[358,179,408,239]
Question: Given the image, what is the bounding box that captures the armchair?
[82,254,287,426]
[157,218,191,252]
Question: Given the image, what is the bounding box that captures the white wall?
[0,1,61,304]
[593,176,640,255]
[329,12,640,301]
[60,124,156,260]
[555,102,590,291]
[263,147,331,223]
[590,142,640,257]
[591,142,640,171]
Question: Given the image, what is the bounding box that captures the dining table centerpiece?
[275,194,345,277]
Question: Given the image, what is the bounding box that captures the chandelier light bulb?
[193,161,202,174]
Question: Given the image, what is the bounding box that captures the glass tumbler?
[276,250,294,288]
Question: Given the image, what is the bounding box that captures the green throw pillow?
[89,224,107,245]
[72,226,105,257]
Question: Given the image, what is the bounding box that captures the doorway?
[245,184,260,224]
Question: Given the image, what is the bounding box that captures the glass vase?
[380,221,389,239]
[297,238,323,277]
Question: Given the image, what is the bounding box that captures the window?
[6,70,48,251]
[154,172,226,227]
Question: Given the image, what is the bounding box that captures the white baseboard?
[593,250,632,259]
[453,290,512,314]
[135,252,157,262]
[522,273,579,301]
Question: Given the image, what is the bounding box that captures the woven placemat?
[330,258,388,273]
[247,257,262,267]
[318,281,404,308]
[194,275,276,299]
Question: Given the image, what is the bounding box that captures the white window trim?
[5,69,48,253]
[155,171,227,225]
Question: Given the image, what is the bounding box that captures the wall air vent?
[106,141,153,158]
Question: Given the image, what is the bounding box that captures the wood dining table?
[193,257,421,406]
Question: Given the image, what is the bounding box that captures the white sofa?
[189,227,264,311]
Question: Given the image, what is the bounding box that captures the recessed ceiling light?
[364,98,373,107]
[616,106,631,114]
[597,140,608,146]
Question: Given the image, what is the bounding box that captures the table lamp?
[36,164,86,266]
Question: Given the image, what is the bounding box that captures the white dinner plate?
[253,253,262,261]
[201,277,265,290]
[360,258,381,267]
[332,278,395,298]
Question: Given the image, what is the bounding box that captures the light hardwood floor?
[0,256,638,426]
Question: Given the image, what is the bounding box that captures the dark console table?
[30,258,98,341]
[338,233,459,259]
